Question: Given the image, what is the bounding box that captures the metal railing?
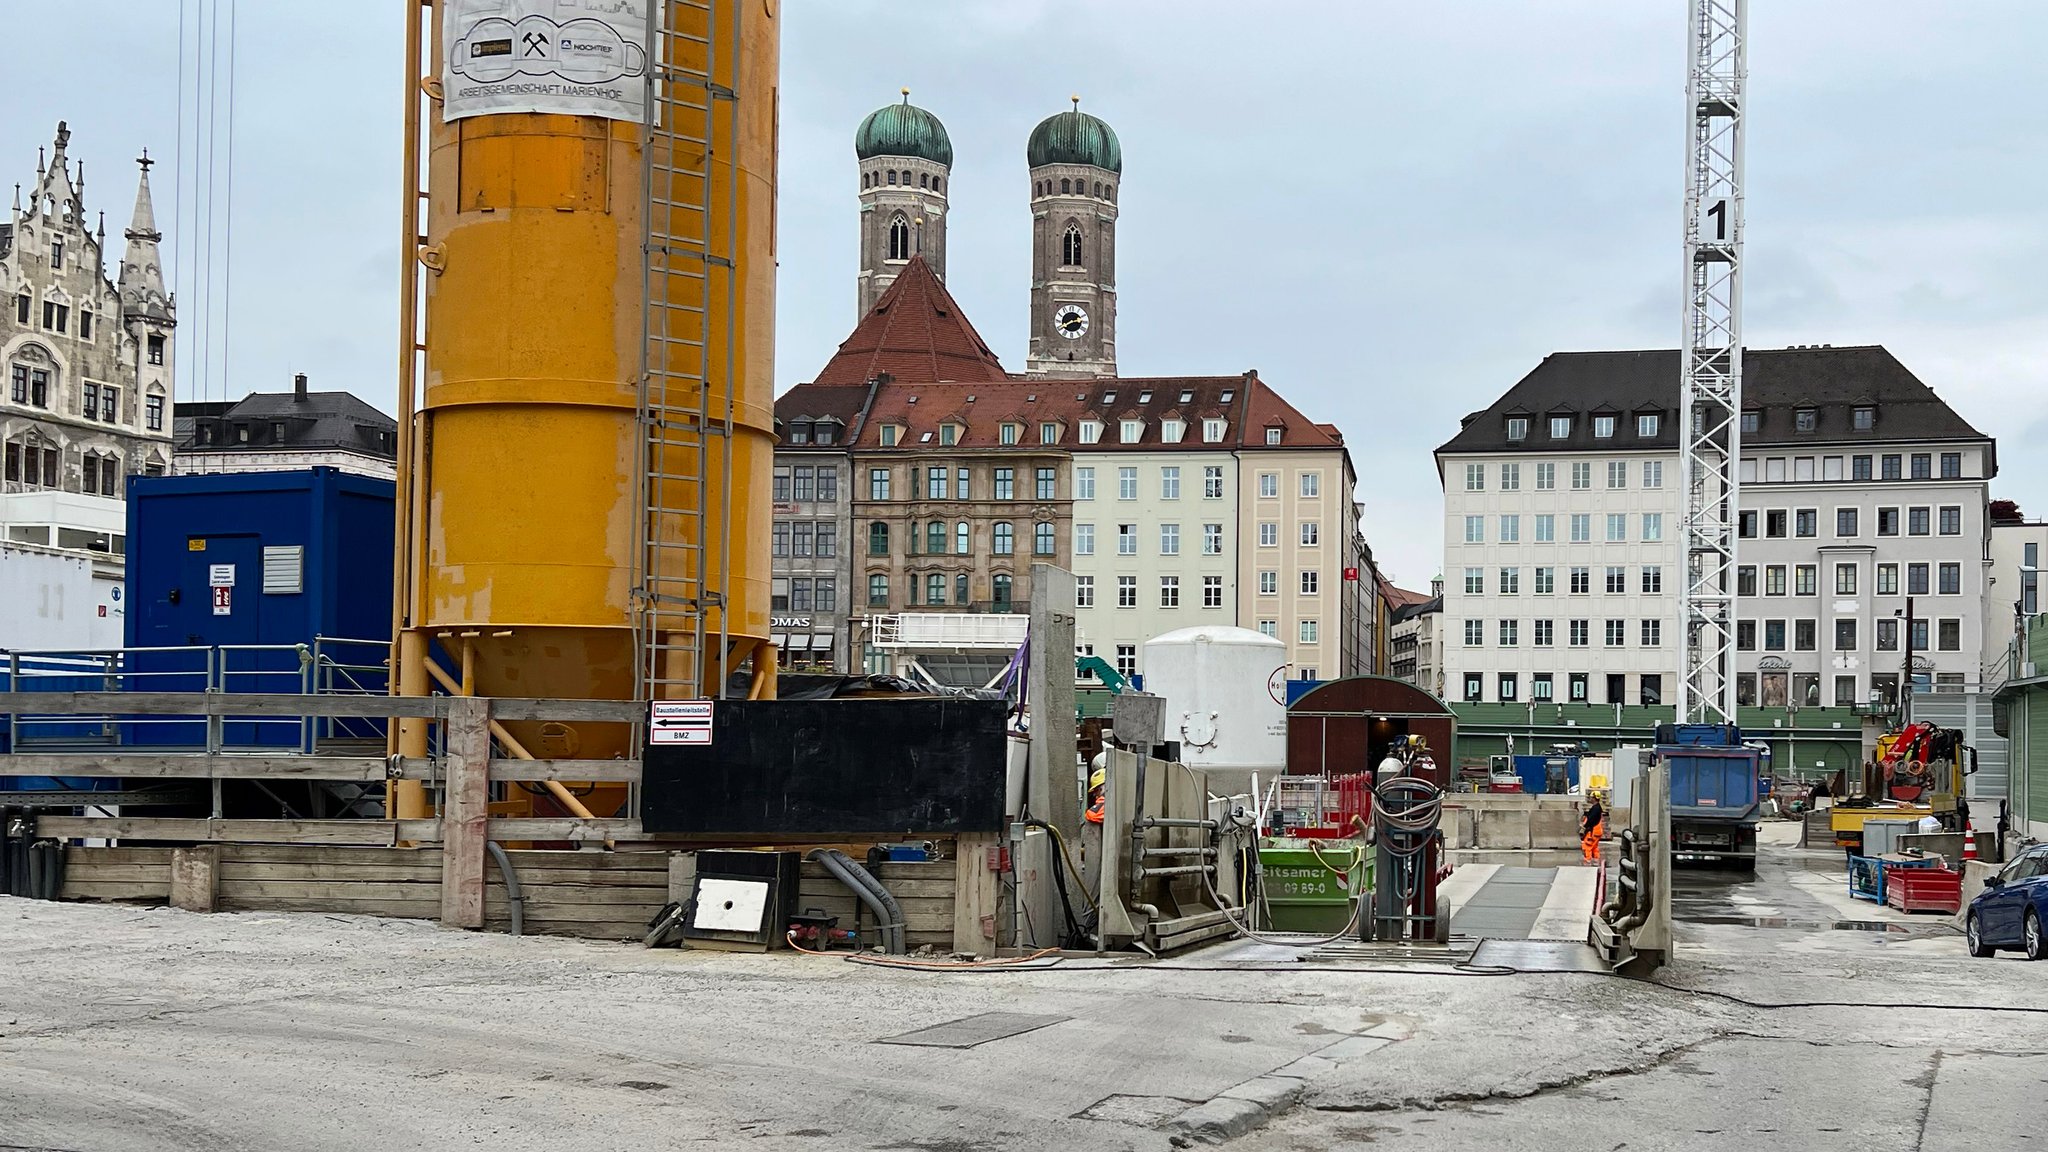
[3,639,399,755]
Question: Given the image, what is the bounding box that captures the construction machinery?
[390,0,781,820]
[1656,723,1763,869]
[1827,722,1978,851]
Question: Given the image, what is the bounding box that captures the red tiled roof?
[1382,583,1433,610]
[812,255,1009,386]
[1243,375,1345,449]
[859,381,1075,450]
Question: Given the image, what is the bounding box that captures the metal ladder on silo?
[636,0,740,703]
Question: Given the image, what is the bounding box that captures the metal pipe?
[808,848,905,954]
[1136,864,1215,878]
[485,840,524,937]
[1141,846,1216,859]
[1137,817,1218,830]
[387,0,427,821]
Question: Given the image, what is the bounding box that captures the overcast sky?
[11,2,2046,586]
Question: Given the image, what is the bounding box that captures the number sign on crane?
[1677,0,1747,725]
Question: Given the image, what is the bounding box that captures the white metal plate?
[691,877,769,933]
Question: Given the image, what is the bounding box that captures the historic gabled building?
[769,96,1383,684]
[0,123,175,557]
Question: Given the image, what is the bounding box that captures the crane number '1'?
[1703,198,1729,242]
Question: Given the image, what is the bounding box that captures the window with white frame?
[1642,566,1662,593]
[1499,514,1520,543]
[1607,461,1626,488]
[1160,466,1180,500]
[1075,523,1095,555]
[1464,619,1484,646]
[1465,463,1485,491]
[1300,620,1319,644]
[1160,576,1180,607]
[1300,521,1319,546]
[1259,571,1278,595]
[1536,462,1556,490]
[1606,513,1626,542]
[1501,463,1520,490]
[1202,576,1224,608]
[1535,514,1555,542]
[1202,524,1223,554]
[1076,576,1094,607]
[1117,577,1138,608]
[1299,472,1320,498]
[1203,466,1224,499]
[1076,467,1095,499]
[1464,567,1484,595]
[1160,523,1180,555]
[1117,524,1137,555]
[1465,516,1484,543]
[1300,570,1320,595]
[1258,522,1278,547]
[1161,419,1185,443]
[1643,460,1663,489]
[1570,514,1590,542]
[1499,619,1519,646]
[1259,473,1278,498]
[1203,419,1226,443]
[1642,513,1663,542]
[1118,467,1137,500]
[1571,462,1591,489]
[1079,420,1103,444]
[1593,415,1616,439]
[1500,567,1520,595]
[1120,419,1143,444]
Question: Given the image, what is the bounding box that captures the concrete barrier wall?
[1445,795,1588,851]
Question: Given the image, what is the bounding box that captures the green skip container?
[1258,842,1370,933]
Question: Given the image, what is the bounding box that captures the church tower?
[118,151,175,416]
[854,91,952,319]
[1026,98,1120,378]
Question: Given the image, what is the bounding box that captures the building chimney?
[293,373,308,403]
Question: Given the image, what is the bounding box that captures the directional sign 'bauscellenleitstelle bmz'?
[649,700,714,746]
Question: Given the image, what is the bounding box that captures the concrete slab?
[1527,865,1600,940]
[876,1011,1071,1049]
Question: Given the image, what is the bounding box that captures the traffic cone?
[1962,822,1978,863]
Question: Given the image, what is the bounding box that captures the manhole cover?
[876,1012,1070,1049]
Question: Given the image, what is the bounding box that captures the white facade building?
[1438,346,1994,716]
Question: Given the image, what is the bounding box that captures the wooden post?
[953,833,1001,957]
[439,696,492,928]
[169,846,220,912]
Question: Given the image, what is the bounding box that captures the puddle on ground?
[1682,914,1906,933]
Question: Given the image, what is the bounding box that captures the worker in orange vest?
[1580,793,1606,863]
[1085,765,1107,824]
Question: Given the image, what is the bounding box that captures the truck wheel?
[1966,912,1996,958]
[2026,911,2045,963]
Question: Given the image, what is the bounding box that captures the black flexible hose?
[1022,819,1089,948]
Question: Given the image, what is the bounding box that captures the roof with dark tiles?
[1438,345,1990,460]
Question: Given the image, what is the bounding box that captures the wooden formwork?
[7,690,997,953]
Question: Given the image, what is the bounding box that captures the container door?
[189,536,294,749]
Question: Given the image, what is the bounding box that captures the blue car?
[1966,844,2048,961]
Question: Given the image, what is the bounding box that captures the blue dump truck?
[1655,723,1763,869]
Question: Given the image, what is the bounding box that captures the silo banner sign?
[443,0,649,124]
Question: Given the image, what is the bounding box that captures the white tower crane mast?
[1678,0,1747,725]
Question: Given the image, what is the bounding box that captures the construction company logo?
[444,0,648,125]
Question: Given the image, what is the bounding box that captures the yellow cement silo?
[391,1,776,814]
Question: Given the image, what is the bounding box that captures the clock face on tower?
[1054,304,1090,339]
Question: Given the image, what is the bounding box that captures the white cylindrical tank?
[1141,626,1289,792]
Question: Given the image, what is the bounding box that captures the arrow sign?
[650,700,714,746]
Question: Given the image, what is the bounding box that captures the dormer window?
[1161,419,1185,444]
[999,422,1019,445]
[787,420,812,445]
[1637,413,1660,437]
[1079,420,1103,445]
[1265,427,1282,446]
[1202,419,1226,443]
[1795,407,1817,432]
[939,424,959,446]
[1740,410,1761,433]
[1506,417,1529,441]
[1179,389,1194,404]
[879,425,898,447]
[1137,390,1152,404]
[1119,419,1142,444]
[1852,406,1875,431]
[1101,391,1116,404]
[1218,390,1235,404]
[1549,416,1571,439]
[1592,415,1615,439]
[814,419,838,446]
